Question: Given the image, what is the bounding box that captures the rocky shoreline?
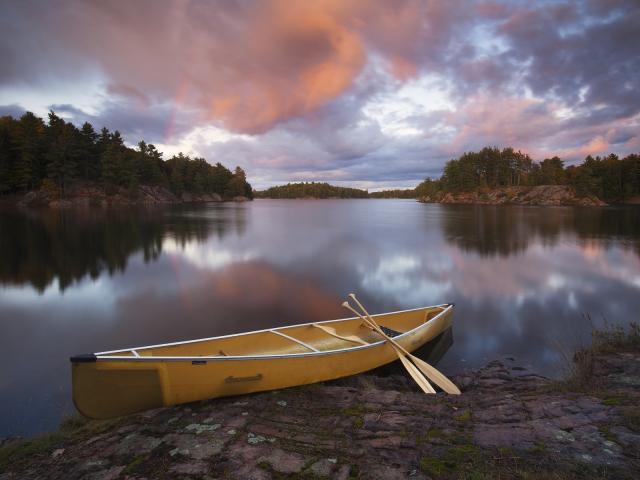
[1,342,638,479]
[418,185,607,207]
[2,184,250,208]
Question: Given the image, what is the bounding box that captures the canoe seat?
[380,326,402,338]
[360,322,404,337]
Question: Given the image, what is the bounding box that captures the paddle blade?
[410,355,461,395]
[397,350,436,394]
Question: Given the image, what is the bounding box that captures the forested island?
[0,111,252,207]
[369,188,415,199]
[415,147,640,205]
[255,182,369,199]
[255,182,418,199]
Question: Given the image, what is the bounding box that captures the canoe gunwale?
[90,304,453,362]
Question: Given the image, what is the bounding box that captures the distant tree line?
[369,189,416,199]
[415,146,640,203]
[0,111,252,199]
[256,182,369,199]
[257,183,419,199]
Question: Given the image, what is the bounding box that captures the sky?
[0,0,638,190]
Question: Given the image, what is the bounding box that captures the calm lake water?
[1,199,639,437]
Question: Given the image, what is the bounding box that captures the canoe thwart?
[270,330,319,352]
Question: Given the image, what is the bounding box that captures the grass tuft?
[591,321,640,353]
[564,320,639,391]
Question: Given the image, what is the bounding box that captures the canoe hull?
[72,306,453,419]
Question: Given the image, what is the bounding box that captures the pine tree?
[13,112,45,191]
[45,113,80,196]
[0,117,15,194]
[539,157,565,184]
[100,140,122,189]
[79,122,98,181]
[224,166,249,198]
[169,161,184,195]
[146,143,166,186]
[120,149,138,189]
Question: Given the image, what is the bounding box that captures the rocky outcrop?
[419,185,607,207]
[13,184,226,208]
[1,349,638,479]
[179,192,223,203]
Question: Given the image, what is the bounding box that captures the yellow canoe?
[71,303,454,419]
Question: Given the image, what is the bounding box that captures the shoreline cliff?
[1,183,250,208]
[418,185,608,207]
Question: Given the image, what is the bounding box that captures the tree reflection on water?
[441,204,640,258]
[0,203,246,292]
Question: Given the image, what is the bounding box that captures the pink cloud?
[440,94,640,162]
[1,0,472,134]
[443,95,556,154]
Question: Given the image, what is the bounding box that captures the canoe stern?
[71,359,166,419]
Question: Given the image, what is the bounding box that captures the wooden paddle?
[347,294,461,395]
[341,302,436,394]
[346,294,461,395]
